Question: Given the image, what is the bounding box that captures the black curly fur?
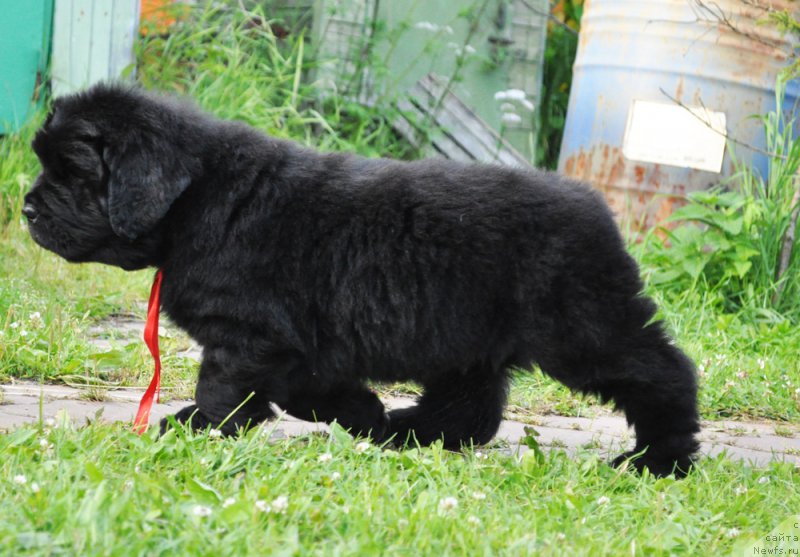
[26,83,700,477]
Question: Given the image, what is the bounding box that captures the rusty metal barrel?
[557,0,799,227]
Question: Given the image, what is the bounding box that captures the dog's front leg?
[160,346,277,436]
[281,382,389,441]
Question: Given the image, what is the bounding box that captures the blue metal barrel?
[557,0,799,227]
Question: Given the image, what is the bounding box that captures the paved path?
[2,381,798,467]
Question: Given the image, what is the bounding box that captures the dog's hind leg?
[160,346,277,435]
[601,328,699,478]
[281,383,389,441]
[386,368,509,450]
[539,306,699,478]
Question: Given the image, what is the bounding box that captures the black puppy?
[25,83,699,477]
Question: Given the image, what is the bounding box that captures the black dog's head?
[25,83,198,270]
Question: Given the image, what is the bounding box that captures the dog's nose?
[22,203,39,223]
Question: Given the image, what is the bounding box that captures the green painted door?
[0,0,53,134]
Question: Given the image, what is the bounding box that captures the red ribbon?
[133,269,164,435]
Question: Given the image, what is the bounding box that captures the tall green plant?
[536,0,582,169]
[136,3,416,160]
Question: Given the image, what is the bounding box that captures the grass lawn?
[1,5,799,555]
[1,421,798,556]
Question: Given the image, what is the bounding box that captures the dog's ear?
[103,132,192,240]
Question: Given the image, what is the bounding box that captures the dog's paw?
[611,448,695,478]
[349,411,390,444]
[158,404,216,435]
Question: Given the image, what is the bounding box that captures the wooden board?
[395,74,531,167]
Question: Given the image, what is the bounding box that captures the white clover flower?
[727,527,740,538]
[208,429,222,439]
[255,500,269,513]
[30,482,40,494]
[330,472,342,481]
[124,479,134,490]
[222,497,236,508]
[10,322,19,329]
[557,533,566,541]
[28,312,43,328]
[355,441,371,453]
[467,515,481,526]
[758,358,766,370]
[191,505,212,517]
[734,486,747,495]
[471,491,487,500]
[19,330,28,337]
[38,438,52,450]
[438,496,459,513]
[271,495,289,513]
[318,453,333,463]
[597,496,610,505]
[13,475,27,485]
[501,113,522,125]
[758,476,770,484]
[44,418,55,428]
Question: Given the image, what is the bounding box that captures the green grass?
[1,421,798,556]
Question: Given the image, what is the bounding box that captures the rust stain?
[675,78,684,101]
[654,197,676,226]
[561,146,697,231]
[634,165,645,185]
[607,153,625,186]
[576,151,586,177]
[564,156,575,176]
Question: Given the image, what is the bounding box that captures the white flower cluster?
[414,21,454,35]
[256,495,289,514]
[494,89,534,126]
[447,42,477,57]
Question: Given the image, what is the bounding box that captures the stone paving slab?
[1,381,798,468]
